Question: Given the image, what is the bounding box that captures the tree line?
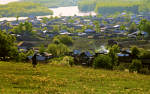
[78,0,150,15]
[0,2,53,17]
[21,0,78,8]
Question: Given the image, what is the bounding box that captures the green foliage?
[131,46,140,58]
[93,21,100,33]
[0,31,18,60]
[49,56,74,67]
[0,2,53,17]
[108,45,120,66]
[39,44,45,54]
[113,65,125,71]
[140,51,150,59]
[78,0,150,15]
[15,52,27,62]
[26,50,34,56]
[53,35,73,46]
[12,22,33,36]
[22,0,77,7]
[139,67,150,75]
[120,25,126,31]
[129,59,142,72]
[93,55,112,69]
[48,43,69,56]
[129,23,137,33]
[52,25,60,32]
[138,19,150,36]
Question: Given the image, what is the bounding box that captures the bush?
[131,46,140,59]
[93,55,112,69]
[113,65,126,71]
[15,52,27,62]
[139,68,150,75]
[140,51,150,59]
[48,43,69,56]
[53,35,73,46]
[129,59,142,72]
[50,56,74,67]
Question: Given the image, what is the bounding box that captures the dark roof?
[73,50,81,55]
[85,29,96,33]
[85,51,93,57]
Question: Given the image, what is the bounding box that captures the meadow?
[0,61,150,94]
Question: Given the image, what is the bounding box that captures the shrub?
[93,55,112,69]
[62,56,74,67]
[53,35,73,46]
[39,44,46,54]
[140,51,150,59]
[129,59,142,72]
[15,52,27,62]
[131,46,140,59]
[108,44,120,66]
[50,56,74,67]
[113,65,126,71]
[48,43,69,56]
[139,68,150,75]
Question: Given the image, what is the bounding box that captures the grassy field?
[0,62,150,94]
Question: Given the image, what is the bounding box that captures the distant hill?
[78,0,150,15]
[0,2,53,17]
[21,0,78,8]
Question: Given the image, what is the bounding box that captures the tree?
[24,21,32,33]
[53,25,60,32]
[129,22,137,33]
[93,21,100,33]
[93,55,112,69]
[53,35,73,46]
[48,43,69,56]
[129,59,142,73]
[0,31,18,60]
[138,19,147,32]
[16,16,19,22]
[120,25,126,30]
[39,44,45,54]
[12,22,33,36]
[131,46,140,59]
[108,45,120,66]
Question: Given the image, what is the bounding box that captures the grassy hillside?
[21,0,78,8]
[78,0,150,15]
[0,2,53,17]
[0,61,150,93]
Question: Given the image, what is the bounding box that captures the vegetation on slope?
[0,2,53,17]
[0,62,150,93]
[78,0,150,15]
[21,0,78,8]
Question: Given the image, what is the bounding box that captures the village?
[0,12,150,71]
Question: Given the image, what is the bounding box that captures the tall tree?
[0,31,18,60]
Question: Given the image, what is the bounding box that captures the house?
[60,30,71,35]
[78,32,87,37]
[73,50,81,56]
[113,25,120,29]
[118,49,132,63]
[28,15,37,20]
[128,31,148,38]
[17,42,33,51]
[84,29,96,34]
[108,39,118,46]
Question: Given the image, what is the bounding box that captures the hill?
[21,0,78,8]
[0,61,150,93]
[0,2,53,17]
[78,0,150,15]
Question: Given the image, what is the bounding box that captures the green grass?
[0,61,150,94]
